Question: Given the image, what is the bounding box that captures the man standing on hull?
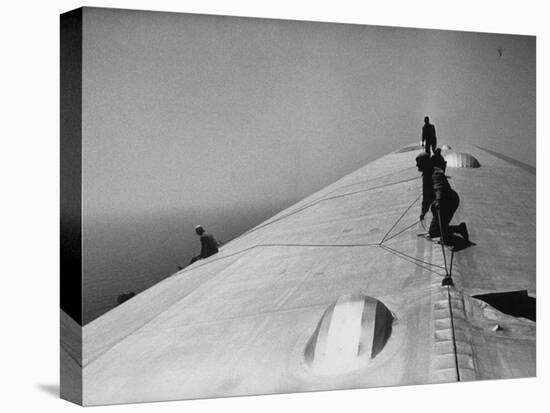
[422,116,437,156]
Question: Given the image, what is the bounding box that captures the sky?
[80,7,535,324]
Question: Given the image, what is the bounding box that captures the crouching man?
[416,153,469,246]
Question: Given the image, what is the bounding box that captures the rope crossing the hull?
[380,193,422,244]
[447,285,461,382]
[240,174,421,237]
[378,179,461,382]
[436,208,450,278]
[172,160,466,382]
[180,175,448,277]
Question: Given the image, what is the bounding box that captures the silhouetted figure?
[416,153,469,245]
[422,116,437,156]
[190,225,219,264]
[431,148,447,172]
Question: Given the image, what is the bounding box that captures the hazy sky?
[81,8,535,323]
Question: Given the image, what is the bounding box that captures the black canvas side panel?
[60,7,83,405]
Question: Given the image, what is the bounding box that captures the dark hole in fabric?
[473,290,535,322]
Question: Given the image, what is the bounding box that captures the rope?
[333,166,418,193]
[260,242,380,248]
[323,176,420,203]
[380,193,422,244]
[446,285,461,381]
[379,245,446,276]
[238,168,419,239]
[173,161,465,380]
[380,244,446,270]
[436,207,450,277]
[381,220,420,243]
[181,165,453,281]
[177,241,380,275]
[241,175,420,237]
[436,205,459,380]
[181,175,424,277]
